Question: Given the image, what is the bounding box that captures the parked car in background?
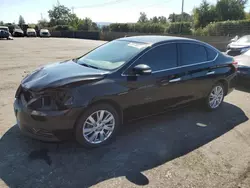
[0,26,12,40]
[26,28,37,37]
[40,29,50,37]
[0,30,10,39]
[234,49,250,84]
[13,28,24,37]
[0,26,10,39]
[14,36,237,148]
[226,35,250,56]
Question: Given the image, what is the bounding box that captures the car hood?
[14,29,24,33]
[229,42,250,49]
[21,60,109,91]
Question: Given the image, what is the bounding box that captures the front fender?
[72,79,128,109]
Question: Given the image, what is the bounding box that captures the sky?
[0,0,243,24]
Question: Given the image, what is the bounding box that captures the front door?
[121,43,192,120]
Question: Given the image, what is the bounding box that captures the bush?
[196,20,250,36]
[192,27,209,36]
[52,25,74,31]
[108,23,167,33]
[108,22,193,34]
[166,22,192,34]
[134,23,167,33]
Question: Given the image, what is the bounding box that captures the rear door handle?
[206,71,215,75]
[169,78,181,83]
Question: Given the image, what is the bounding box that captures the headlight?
[240,47,250,53]
[54,90,74,107]
[25,89,74,111]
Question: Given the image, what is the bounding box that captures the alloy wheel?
[82,110,115,144]
[209,85,224,109]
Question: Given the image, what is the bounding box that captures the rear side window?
[206,47,217,60]
[180,43,207,66]
[136,43,177,71]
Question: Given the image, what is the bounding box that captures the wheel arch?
[74,99,124,130]
[216,79,229,95]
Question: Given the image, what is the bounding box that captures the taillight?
[232,61,238,71]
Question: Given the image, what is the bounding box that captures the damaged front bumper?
[14,97,83,142]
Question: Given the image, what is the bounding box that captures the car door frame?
[119,41,194,119]
[175,41,220,99]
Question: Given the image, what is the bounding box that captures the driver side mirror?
[132,64,152,75]
[230,35,239,42]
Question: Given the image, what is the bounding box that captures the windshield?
[237,35,250,43]
[0,27,8,31]
[76,40,150,70]
[27,29,35,32]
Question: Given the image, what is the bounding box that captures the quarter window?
[180,43,207,66]
[206,47,217,60]
[135,43,178,71]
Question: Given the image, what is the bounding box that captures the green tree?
[150,16,159,23]
[158,16,167,24]
[91,22,99,30]
[18,15,25,26]
[48,3,71,26]
[193,0,217,28]
[78,18,98,31]
[0,21,4,25]
[138,12,148,23]
[38,19,49,28]
[69,13,83,30]
[168,13,176,22]
[216,0,247,21]
[246,12,250,19]
[169,12,192,22]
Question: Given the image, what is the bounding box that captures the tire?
[75,103,121,148]
[205,83,225,111]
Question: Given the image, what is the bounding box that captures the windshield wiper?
[80,63,99,70]
[72,58,78,63]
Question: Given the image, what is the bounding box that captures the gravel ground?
[0,38,250,188]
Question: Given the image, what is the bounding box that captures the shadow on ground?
[0,102,248,188]
[236,83,250,93]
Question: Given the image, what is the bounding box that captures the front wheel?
[75,103,121,148]
[205,83,225,111]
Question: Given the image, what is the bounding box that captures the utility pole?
[181,0,184,17]
[179,0,184,35]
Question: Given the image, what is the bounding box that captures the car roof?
[117,35,197,45]
[0,26,8,29]
[27,28,35,31]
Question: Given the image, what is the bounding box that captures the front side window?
[180,43,207,66]
[134,43,178,72]
[77,40,150,70]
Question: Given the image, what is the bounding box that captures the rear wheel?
[75,103,121,148]
[205,83,225,111]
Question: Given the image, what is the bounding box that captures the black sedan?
[14,36,237,147]
[13,28,24,37]
[226,35,250,56]
[234,49,250,84]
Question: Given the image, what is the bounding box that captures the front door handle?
[169,77,181,83]
[206,71,215,75]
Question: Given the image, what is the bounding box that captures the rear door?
[178,42,218,99]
